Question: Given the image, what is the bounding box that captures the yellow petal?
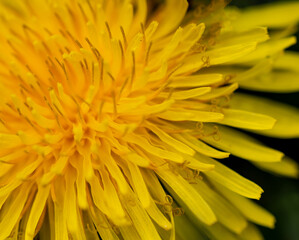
[230,37,296,65]
[173,23,205,56]
[158,169,217,225]
[208,43,257,65]
[146,197,172,230]
[0,179,21,198]
[274,51,299,72]
[88,176,110,219]
[124,133,184,163]
[123,151,151,168]
[199,154,264,199]
[230,93,299,138]
[205,223,239,240]
[119,225,141,240]
[220,108,276,130]
[17,131,41,145]
[41,155,69,186]
[175,214,206,240]
[25,185,50,240]
[193,180,247,234]
[215,183,275,228]
[240,224,264,240]
[101,141,129,195]
[128,0,147,38]
[217,27,269,47]
[176,42,257,74]
[65,169,80,234]
[169,74,223,88]
[128,161,151,209]
[153,0,188,39]
[160,87,211,100]
[157,109,224,122]
[232,59,272,83]
[141,169,168,203]
[232,2,299,29]
[181,154,215,172]
[0,162,13,179]
[81,211,99,240]
[53,177,69,240]
[202,124,283,162]
[91,208,121,240]
[101,168,126,218]
[0,185,31,240]
[239,71,299,93]
[253,156,299,179]
[145,123,195,156]
[0,133,22,148]
[175,133,229,159]
[123,100,174,116]
[195,83,238,101]
[122,192,162,240]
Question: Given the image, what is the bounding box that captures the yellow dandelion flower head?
[0,0,298,239]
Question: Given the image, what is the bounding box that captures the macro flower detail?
[0,0,298,240]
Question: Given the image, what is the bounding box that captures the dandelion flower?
[0,0,298,239]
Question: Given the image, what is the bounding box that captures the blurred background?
[188,0,299,239]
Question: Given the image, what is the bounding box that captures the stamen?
[118,40,124,63]
[111,90,117,116]
[98,100,105,119]
[105,22,112,39]
[129,52,136,89]
[100,58,104,87]
[64,46,71,53]
[66,4,75,20]
[201,56,210,67]
[196,121,204,131]
[119,77,129,98]
[183,168,199,184]
[19,84,30,94]
[86,0,96,20]
[120,26,127,47]
[77,3,88,22]
[9,28,24,41]
[70,96,83,123]
[172,207,185,216]
[84,59,89,70]
[54,12,66,30]
[145,41,152,66]
[167,88,175,100]
[165,195,173,205]
[53,103,64,117]
[66,30,83,48]
[42,97,62,129]
[24,116,40,133]
[43,28,52,36]
[80,61,86,75]
[91,62,95,84]
[212,125,221,141]
[59,29,67,38]
[85,38,101,62]
[7,40,17,52]
[41,41,52,55]
[55,58,69,83]
[224,74,236,83]
[22,24,40,40]
[0,117,6,127]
